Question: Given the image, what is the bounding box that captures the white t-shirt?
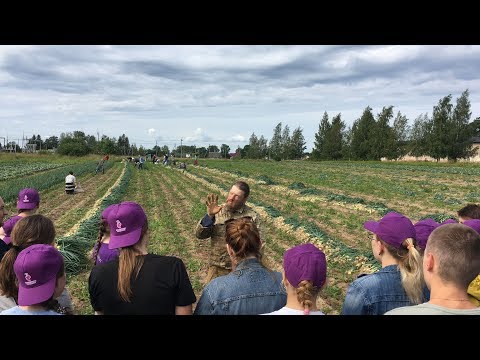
[65,174,76,184]
[262,307,325,315]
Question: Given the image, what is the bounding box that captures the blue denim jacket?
[194,258,286,315]
[341,265,430,315]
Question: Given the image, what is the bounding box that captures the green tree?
[408,114,430,157]
[44,136,59,150]
[446,89,475,161]
[311,111,330,160]
[350,107,376,160]
[269,123,283,161]
[220,144,230,158]
[391,111,410,160]
[280,125,291,159]
[289,127,306,159]
[117,134,130,155]
[372,106,395,160]
[324,113,345,160]
[427,95,452,161]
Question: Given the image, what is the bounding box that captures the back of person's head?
[16,188,40,211]
[457,203,480,222]
[283,243,327,314]
[414,218,439,251]
[426,224,480,288]
[364,211,424,304]
[91,205,115,263]
[14,244,65,309]
[106,201,148,302]
[225,217,261,261]
[69,171,73,175]
[234,181,250,198]
[0,214,55,299]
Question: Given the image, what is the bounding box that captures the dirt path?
[39,163,124,236]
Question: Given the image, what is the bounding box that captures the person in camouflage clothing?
[195,181,261,284]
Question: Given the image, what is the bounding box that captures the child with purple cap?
[262,243,327,315]
[414,218,439,254]
[0,188,40,242]
[341,211,429,315]
[88,201,196,315]
[0,244,66,315]
[90,204,119,265]
[0,214,74,314]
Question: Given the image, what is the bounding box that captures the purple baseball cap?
[441,219,457,225]
[463,219,480,234]
[364,212,416,249]
[284,243,327,288]
[16,188,40,210]
[14,244,64,306]
[101,204,116,220]
[2,215,23,245]
[107,201,147,249]
[414,218,439,250]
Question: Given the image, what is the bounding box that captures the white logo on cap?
[23,195,30,203]
[24,272,37,286]
[116,219,126,233]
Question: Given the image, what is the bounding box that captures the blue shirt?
[194,258,286,315]
[0,306,62,315]
[341,265,430,315]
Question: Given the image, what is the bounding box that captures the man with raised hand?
[195,181,261,284]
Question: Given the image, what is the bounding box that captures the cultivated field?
[1,153,479,314]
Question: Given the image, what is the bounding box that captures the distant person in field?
[414,218,439,255]
[90,204,119,265]
[0,214,74,314]
[457,203,480,223]
[138,155,145,170]
[65,171,77,195]
[460,219,480,307]
[262,243,327,315]
[194,217,285,315]
[195,180,261,284]
[341,212,429,315]
[88,201,196,315]
[385,223,480,315]
[95,155,109,175]
[0,244,67,315]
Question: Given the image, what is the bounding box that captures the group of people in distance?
[0,179,479,315]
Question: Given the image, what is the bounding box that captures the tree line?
[242,89,480,162]
[1,90,478,161]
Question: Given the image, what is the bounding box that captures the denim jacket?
[341,265,430,315]
[194,258,286,315]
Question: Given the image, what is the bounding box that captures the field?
[1,153,479,314]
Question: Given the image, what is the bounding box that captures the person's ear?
[424,252,434,272]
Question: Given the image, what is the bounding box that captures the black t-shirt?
[88,254,196,315]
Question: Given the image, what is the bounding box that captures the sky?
[0,45,479,152]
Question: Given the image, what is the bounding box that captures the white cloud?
[147,128,156,135]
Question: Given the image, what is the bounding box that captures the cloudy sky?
[0,45,479,152]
